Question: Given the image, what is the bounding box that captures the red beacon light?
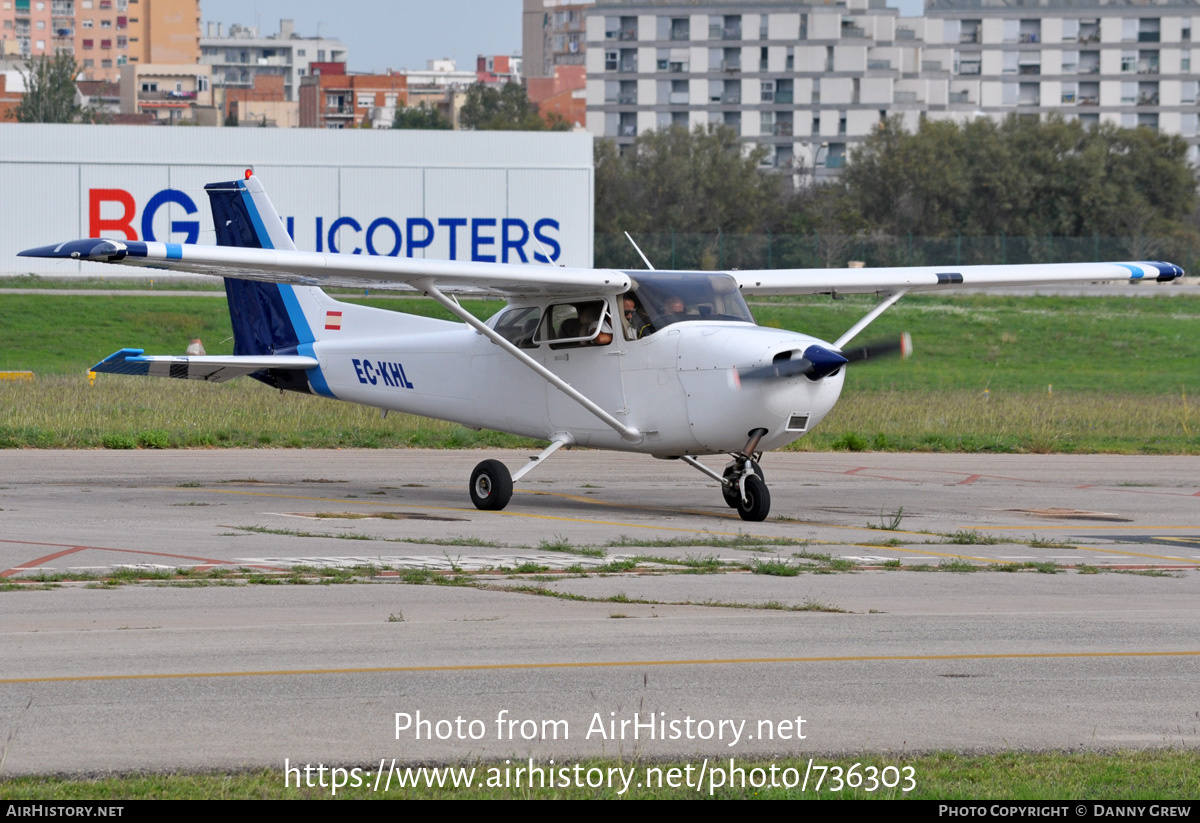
[244,168,253,180]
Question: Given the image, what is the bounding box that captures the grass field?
[1,750,1195,799]
[1,290,1196,452]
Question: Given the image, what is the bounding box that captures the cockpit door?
[537,297,628,442]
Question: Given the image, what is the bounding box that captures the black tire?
[722,461,765,508]
[736,475,771,522]
[469,459,513,511]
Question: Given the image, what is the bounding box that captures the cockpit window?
[623,271,754,337]
[493,306,541,349]
[534,300,613,349]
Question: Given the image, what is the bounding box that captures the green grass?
[1,750,1195,799]
[1029,536,1076,548]
[791,551,856,572]
[753,292,1200,395]
[752,560,801,576]
[1007,561,1060,574]
[0,274,226,291]
[1,292,1198,452]
[0,376,541,449]
[607,533,796,550]
[939,530,1005,545]
[867,506,905,530]
[0,293,499,376]
[536,537,606,558]
[938,560,979,573]
[628,554,730,572]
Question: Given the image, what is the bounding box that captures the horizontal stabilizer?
[91,348,318,383]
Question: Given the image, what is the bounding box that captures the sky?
[200,0,924,74]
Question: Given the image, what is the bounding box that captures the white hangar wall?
[0,125,595,274]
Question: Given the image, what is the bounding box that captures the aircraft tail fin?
[206,172,297,252]
[205,173,335,396]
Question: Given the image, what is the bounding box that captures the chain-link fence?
[596,232,1200,273]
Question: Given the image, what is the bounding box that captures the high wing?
[731,261,1183,295]
[18,237,632,298]
[20,238,1182,296]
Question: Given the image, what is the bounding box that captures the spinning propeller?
[736,332,912,385]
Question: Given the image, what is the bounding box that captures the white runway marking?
[235,554,624,571]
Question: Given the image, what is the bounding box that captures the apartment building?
[926,0,1200,163]
[400,59,475,129]
[0,0,198,81]
[118,59,210,123]
[74,0,132,81]
[298,63,406,129]
[587,0,1200,173]
[524,0,594,79]
[529,63,587,127]
[0,0,63,60]
[586,0,976,175]
[201,19,346,105]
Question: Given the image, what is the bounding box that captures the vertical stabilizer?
[205,174,334,397]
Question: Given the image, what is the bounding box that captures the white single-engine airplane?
[20,173,1185,520]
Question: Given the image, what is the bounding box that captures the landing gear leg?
[679,427,773,522]
[727,428,771,521]
[468,434,574,512]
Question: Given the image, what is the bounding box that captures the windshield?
[622,271,755,338]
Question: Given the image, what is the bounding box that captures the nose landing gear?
[680,427,773,522]
[721,459,769,521]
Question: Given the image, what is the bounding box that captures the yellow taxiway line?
[5,650,1200,686]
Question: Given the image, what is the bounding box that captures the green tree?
[829,114,1197,240]
[9,52,88,123]
[392,101,451,130]
[459,82,566,131]
[594,125,790,235]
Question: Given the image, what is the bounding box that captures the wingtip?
[18,239,128,261]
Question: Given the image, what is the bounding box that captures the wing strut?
[418,280,644,445]
[834,290,907,350]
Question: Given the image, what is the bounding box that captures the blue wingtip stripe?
[90,348,150,376]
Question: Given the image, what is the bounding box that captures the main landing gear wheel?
[722,461,764,509]
[470,459,513,511]
[735,474,771,522]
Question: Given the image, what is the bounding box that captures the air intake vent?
[787,414,810,432]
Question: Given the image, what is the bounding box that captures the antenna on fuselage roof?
[624,232,656,271]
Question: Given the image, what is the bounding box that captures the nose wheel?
[679,443,773,522]
[722,460,764,509]
[734,474,771,522]
[723,460,770,521]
